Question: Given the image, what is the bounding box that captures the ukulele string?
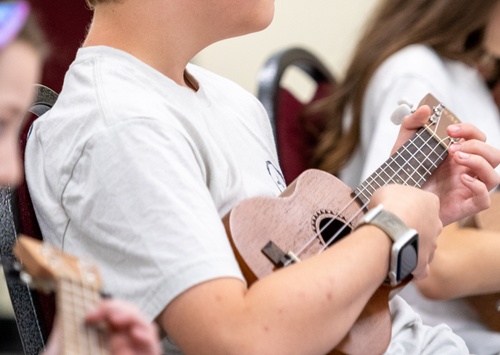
[320,126,453,252]
[320,129,453,253]
[60,265,105,354]
[359,121,450,195]
[294,125,433,256]
[358,105,449,195]
[59,278,81,353]
[78,263,107,355]
[320,132,454,255]
[294,119,454,259]
[293,125,437,258]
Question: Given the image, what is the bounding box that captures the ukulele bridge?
[262,241,301,268]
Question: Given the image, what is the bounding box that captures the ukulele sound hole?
[318,217,352,246]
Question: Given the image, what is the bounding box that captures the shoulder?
[376,45,448,83]
[61,48,214,129]
[366,44,458,108]
[387,44,441,64]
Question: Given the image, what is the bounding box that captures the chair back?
[257,47,336,184]
[0,85,58,354]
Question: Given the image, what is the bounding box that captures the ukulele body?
[223,169,392,355]
[223,94,460,354]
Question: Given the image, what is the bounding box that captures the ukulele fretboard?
[353,101,457,206]
[58,276,108,355]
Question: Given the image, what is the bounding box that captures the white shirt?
[25,46,284,322]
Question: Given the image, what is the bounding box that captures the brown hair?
[312,0,499,175]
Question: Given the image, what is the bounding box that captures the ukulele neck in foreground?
[13,235,109,355]
[57,274,108,354]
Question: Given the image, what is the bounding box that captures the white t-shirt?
[25,46,285,320]
[341,44,500,354]
[25,45,469,354]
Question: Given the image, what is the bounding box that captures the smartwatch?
[357,204,419,286]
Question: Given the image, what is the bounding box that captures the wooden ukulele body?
[223,94,459,354]
[223,169,392,355]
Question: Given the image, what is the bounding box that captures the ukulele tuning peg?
[429,103,445,124]
[19,270,33,286]
[390,99,414,125]
[26,275,55,294]
[17,268,55,294]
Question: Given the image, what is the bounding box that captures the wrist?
[356,205,419,286]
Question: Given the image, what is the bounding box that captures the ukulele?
[223,93,460,354]
[465,191,500,332]
[13,235,109,355]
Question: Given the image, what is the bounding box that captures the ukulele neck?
[57,276,108,354]
[353,128,447,205]
[353,101,458,206]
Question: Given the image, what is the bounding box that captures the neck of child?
[82,1,210,88]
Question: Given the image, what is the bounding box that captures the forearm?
[159,226,391,354]
[242,225,391,352]
[416,222,500,299]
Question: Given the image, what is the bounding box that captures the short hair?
[85,0,118,10]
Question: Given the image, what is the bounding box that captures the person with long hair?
[314,0,500,352]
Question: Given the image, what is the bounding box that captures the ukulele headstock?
[418,93,461,147]
[13,234,102,292]
[354,93,463,206]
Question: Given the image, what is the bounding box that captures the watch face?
[395,233,419,283]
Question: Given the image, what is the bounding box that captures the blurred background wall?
[196,0,381,94]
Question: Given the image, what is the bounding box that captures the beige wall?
[195,0,381,95]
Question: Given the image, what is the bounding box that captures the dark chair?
[0,85,58,355]
[257,47,336,184]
